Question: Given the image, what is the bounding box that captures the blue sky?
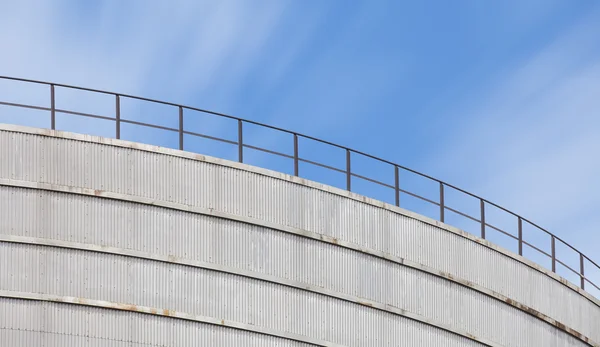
[0,0,599,294]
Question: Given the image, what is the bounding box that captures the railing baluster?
[50,84,55,130]
[518,217,523,256]
[394,166,400,207]
[439,182,445,223]
[480,199,486,239]
[115,95,121,139]
[238,120,243,163]
[293,134,299,176]
[580,253,585,289]
[178,106,184,151]
[346,149,351,191]
[551,236,556,272]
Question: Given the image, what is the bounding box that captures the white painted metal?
[0,187,595,346]
[0,240,589,347]
[0,298,317,347]
[0,126,597,347]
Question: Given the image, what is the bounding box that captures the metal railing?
[0,75,598,298]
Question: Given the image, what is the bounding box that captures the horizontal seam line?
[0,183,595,346]
[0,124,596,307]
[0,235,508,347]
[0,291,336,347]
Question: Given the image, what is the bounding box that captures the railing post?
[518,217,523,256]
[346,149,351,191]
[480,199,486,239]
[293,134,299,176]
[439,182,445,223]
[394,166,400,207]
[178,106,184,151]
[238,120,243,163]
[115,95,121,139]
[50,84,55,130]
[580,253,585,289]
[551,236,556,272]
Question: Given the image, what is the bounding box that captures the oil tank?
[0,122,598,346]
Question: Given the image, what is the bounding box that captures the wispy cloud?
[0,0,294,149]
[426,8,600,265]
[0,0,597,288]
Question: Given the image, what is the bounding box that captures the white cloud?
[0,0,293,147]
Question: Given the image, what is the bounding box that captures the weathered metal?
[0,75,599,346]
[0,233,596,346]
[1,75,595,297]
[0,127,598,347]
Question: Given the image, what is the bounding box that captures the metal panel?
[0,298,315,347]
[0,130,598,347]
[0,76,597,305]
[1,244,494,347]
[0,131,598,344]
[0,212,593,347]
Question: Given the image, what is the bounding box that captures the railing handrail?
[0,74,598,294]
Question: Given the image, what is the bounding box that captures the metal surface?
[481,200,486,239]
[346,149,351,191]
[0,297,321,347]
[440,182,445,222]
[179,106,184,150]
[552,236,556,272]
[50,84,55,130]
[0,125,599,308]
[238,119,243,163]
[0,75,598,295]
[0,233,596,347]
[518,217,523,256]
[394,165,400,207]
[0,138,599,347]
[294,134,299,176]
[115,95,121,139]
[581,254,586,290]
[0,244,507,347]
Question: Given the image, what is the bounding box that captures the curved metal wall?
[0,124,598,347]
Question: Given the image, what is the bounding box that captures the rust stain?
[220,319,225,325]
[465,333,479,341]
[150,308,157,315]
[93,189,102,196]
[501,297,593,344]
[117,303,139,312]
[162,309,172,316]
[356,300,373,307]
[331,237,338,245]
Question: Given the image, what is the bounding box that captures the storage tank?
[0,77,598,347]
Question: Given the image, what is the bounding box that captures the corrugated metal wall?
[0,126,598,347]
[0,298,317,347]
